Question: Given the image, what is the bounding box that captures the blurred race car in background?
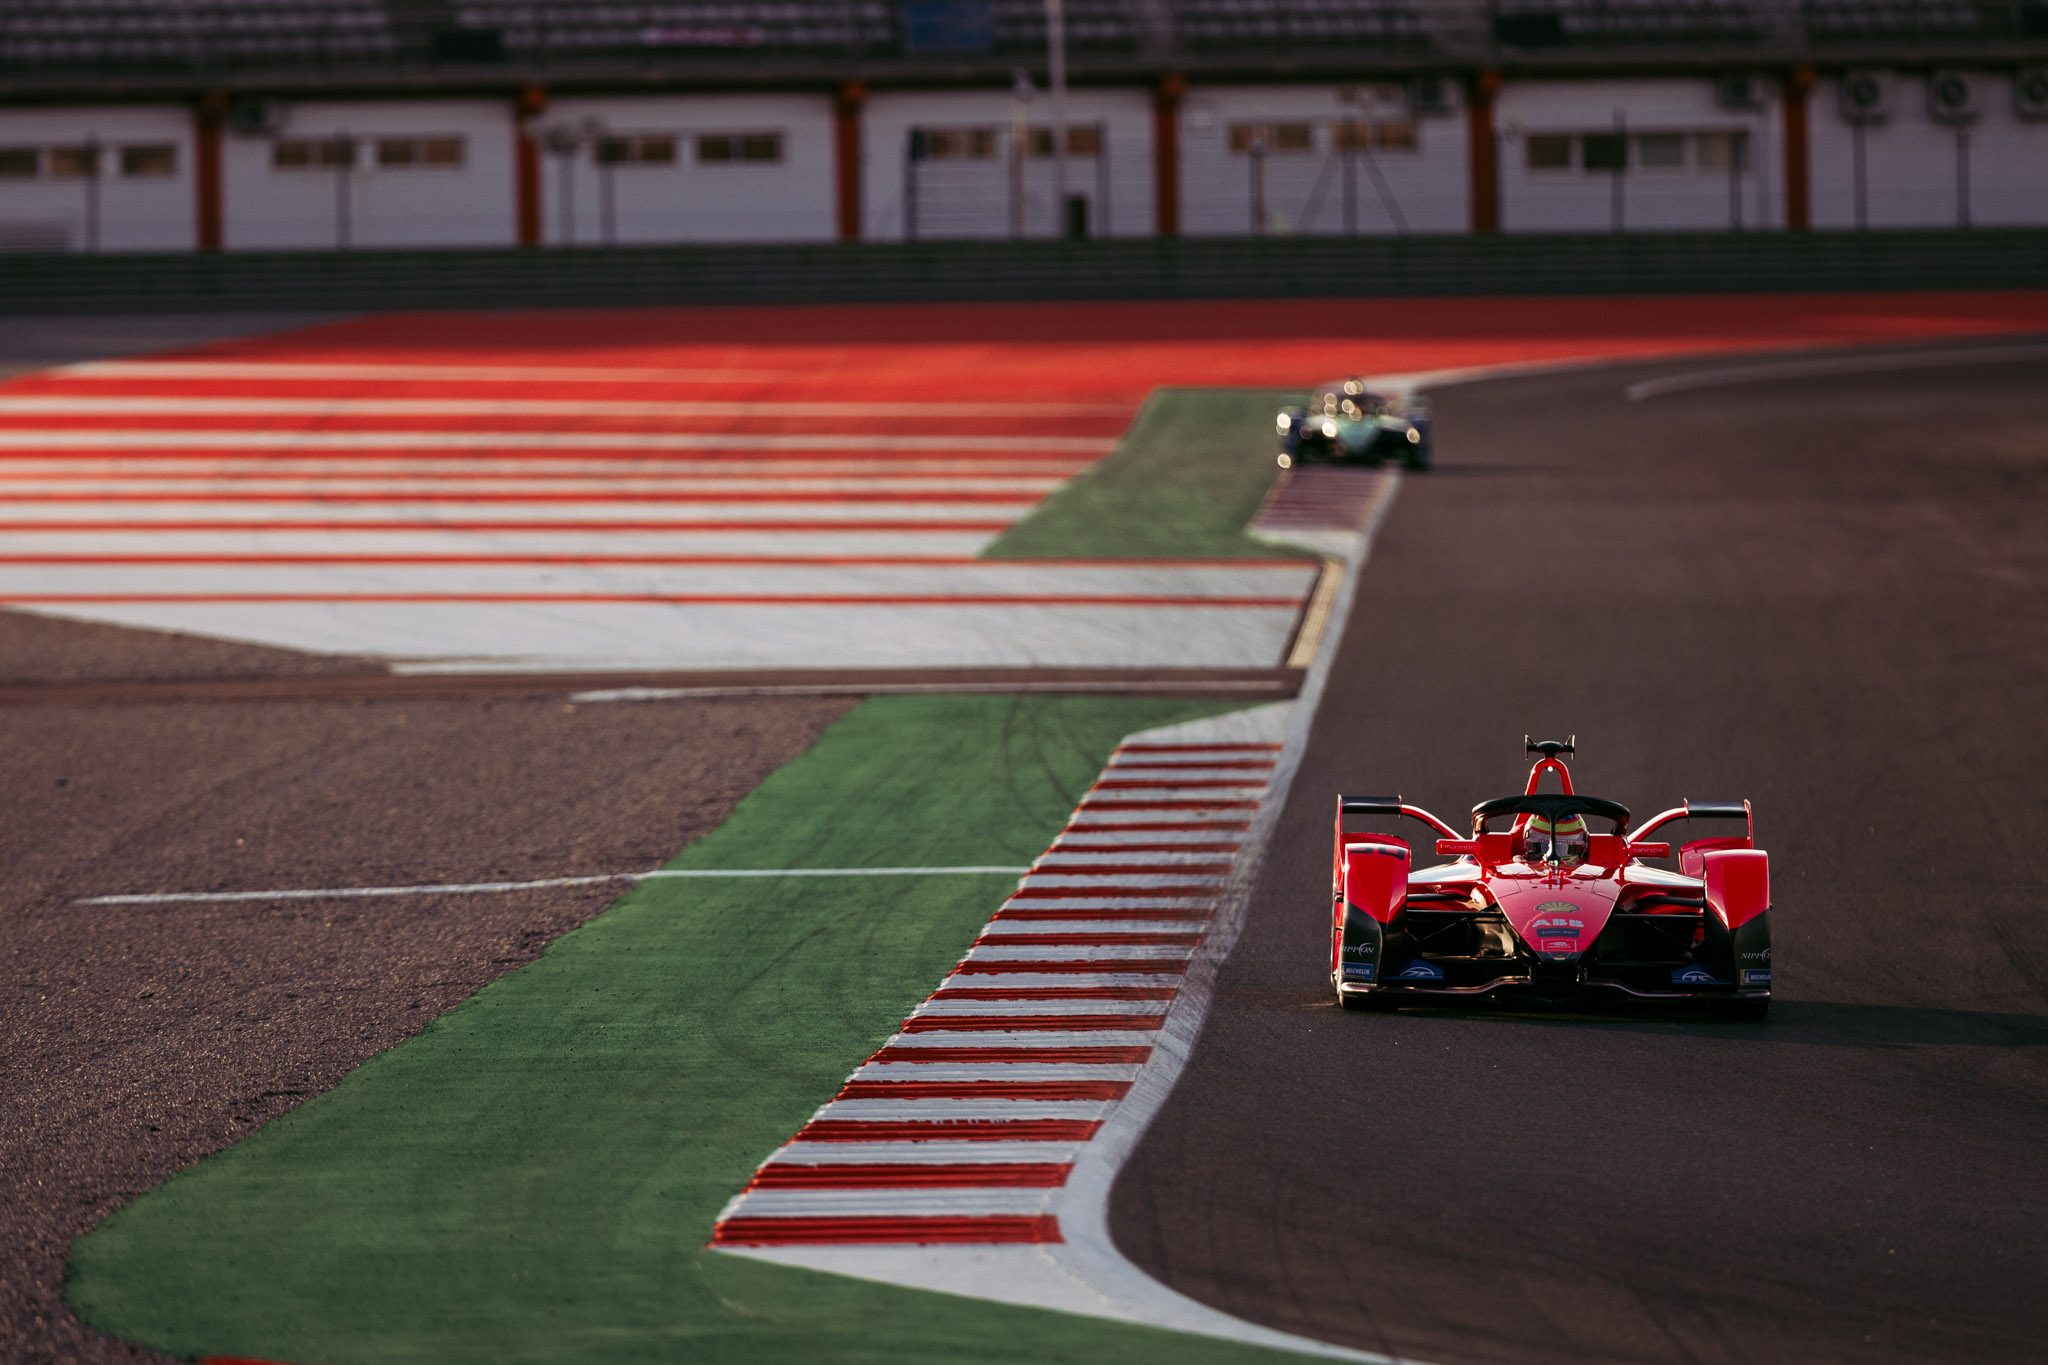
[1276,378,1431,471]
[1330,738,1772,1019]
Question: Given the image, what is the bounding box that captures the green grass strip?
[985,387,1316,561]
[69,694,1311,1365]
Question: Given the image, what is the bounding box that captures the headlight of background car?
[1406,427,1421,443]
[1276,414,1292,432]
[1321,420,1338,438]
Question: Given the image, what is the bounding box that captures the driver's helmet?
[1523,812,1591,866]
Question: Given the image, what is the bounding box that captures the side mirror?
[1626,841,1671,859]
[1435,838,1481,857]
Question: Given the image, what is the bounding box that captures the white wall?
[536,94,835,245]
[862,88,1155,241]
[0,105,195,252]
[1811,72,2048,229]
[1496,78,1781,232]
[220,99,516,250]
[1178,83,1468,237]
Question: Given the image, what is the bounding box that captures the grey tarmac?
[1111,343,2048,1365]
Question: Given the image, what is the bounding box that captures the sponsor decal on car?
[1672,965,1727,986]
[1342,942,1376,959]
[1392,961,1443,981]
[1741,949,1771,961]
[1342,963,1376,981]
[1741,968,1772,985]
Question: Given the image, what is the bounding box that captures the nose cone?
[1496,884,1616,960]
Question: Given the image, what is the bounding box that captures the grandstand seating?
[0,0,2038,74]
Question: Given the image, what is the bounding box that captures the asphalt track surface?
[1110,341,2048,1365]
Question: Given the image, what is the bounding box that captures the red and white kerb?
[709,738,1277,1248]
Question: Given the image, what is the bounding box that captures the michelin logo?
[1342,963,1376,981]
[1673,966,1727,985]
[1742,969,1772,985]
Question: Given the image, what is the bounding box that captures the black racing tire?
[1710,997,1770,1021]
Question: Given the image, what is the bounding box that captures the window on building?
[596,135,678,165]
[376,137,464,168]
[0,147,37,178]
[1695,130,1749,172]
[697,131,784,163]
[120,144,177,176]
[1228,122,1314,153]
[1332,121,1417,151]
[913,128,996,160]
[1374,121,1418,151]
[1636,132,1685,170]
[47,146,101,178]
[1526,134,1572,170]
[1023,126,1101,157]
[1581,132,1628,171]
[274,139,357,170]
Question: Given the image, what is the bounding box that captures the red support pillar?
[1783,65,1814,232]
[1153,73,1185,238]
[515,83,547,247]
[834,82,866,242]
[1467,69,1501,234]
[194,91,226,251]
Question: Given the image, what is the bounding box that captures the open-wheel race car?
[1275,378,1431,471]
[1330,739,1771,1019]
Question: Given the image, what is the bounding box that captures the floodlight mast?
[1045,0,1069,234]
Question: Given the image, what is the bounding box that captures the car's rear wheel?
[1710,997,1769,1021]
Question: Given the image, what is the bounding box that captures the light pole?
[332,131,353,249]
[544,125,579,245]
[82,134,101,252]
[1010,68,1034,237]
[1248,126,1267,236]
[1044,0,1070,235]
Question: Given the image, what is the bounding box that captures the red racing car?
[1330,739,1771,1019]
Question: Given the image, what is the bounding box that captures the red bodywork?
[1331,744,1772,1014]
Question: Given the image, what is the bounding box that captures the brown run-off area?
[0,609,854,1364]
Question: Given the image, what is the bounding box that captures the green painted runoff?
[984,387,1316,561]
[68,694,1314,1365]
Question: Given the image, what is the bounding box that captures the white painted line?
[815,1099,1114,1121]
[910,999,1168,1017]
[881,1031,1162,1049]
[1016,873,1222,888]
[0,395,1131,419]
[0,477,1067,498]
[59,359,790,384]
[0,429,1111,452]
[75,865,1030,906]
[719,1189,1058,1219]
[961,945,1194,962]
[566,681,1289,704]
[1624,340,2048,400]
